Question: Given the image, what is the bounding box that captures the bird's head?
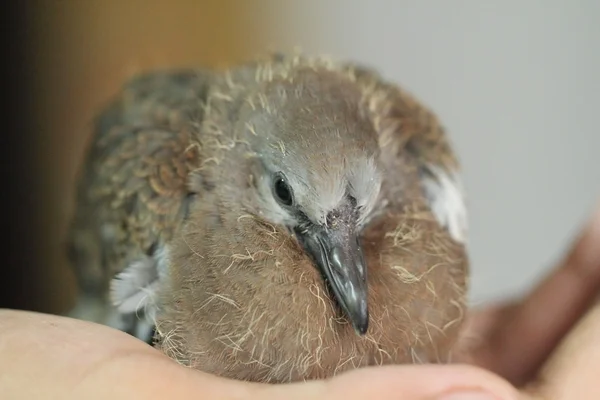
[235,67,384,335]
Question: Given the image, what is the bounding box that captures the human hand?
[1,202,599,400]
[0,308,523,400]
[457,200,600,387]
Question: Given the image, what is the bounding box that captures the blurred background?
[5,1,600,316]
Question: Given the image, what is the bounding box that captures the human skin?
[1,201,599,399]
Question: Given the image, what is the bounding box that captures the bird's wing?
[346,63,468,245]
[67,70,214,320]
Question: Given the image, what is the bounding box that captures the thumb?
[255,364,524,400]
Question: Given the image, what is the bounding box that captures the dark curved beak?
[295,222,369,335]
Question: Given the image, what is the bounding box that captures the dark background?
[3,1,261,315]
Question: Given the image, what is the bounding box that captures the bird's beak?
[295,222,369,335]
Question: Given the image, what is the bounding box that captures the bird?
[65,52,469,383]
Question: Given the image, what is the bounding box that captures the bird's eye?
[273,173,294,207]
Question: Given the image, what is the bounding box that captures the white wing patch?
[109,244,170,324]
[421,165,468,244]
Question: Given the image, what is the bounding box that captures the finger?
[301,364,524,400]
[476,201,600,385]
[526,301,600,400]
[453,302,519,364]
[0,309,524,400]
[0,309,254,399]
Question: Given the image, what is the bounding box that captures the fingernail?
[436,391,501,400]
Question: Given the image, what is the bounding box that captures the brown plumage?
[66,52,469,383]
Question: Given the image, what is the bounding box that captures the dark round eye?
[273,173,294,206]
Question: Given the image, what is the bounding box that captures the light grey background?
[261,1,600,304]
